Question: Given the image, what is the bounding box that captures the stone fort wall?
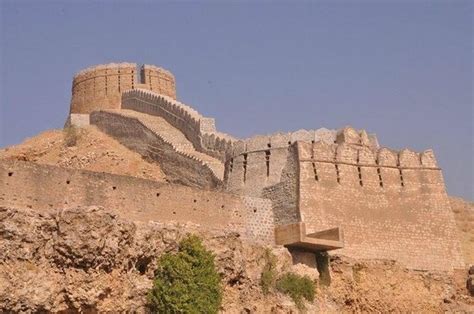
[90,110,222,189]
[0,160,274,245]
[63,63,465,271]
[121,89,235,162]
[70,63,176,114]
[296,141,464,271]
[223,126,464,271]
[225,127,378,198]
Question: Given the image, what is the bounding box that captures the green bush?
[260,248,277,294]
[276,273,315,310]
[147,235,222,313]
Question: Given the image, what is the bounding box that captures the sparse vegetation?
[259,249,316,310]
[147,235,222,313]
[260,248,278,294]
[276,273,315,310]
[63,126,79,147]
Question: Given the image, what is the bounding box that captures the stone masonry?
[3,62,464,272]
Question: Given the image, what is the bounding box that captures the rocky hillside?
[0,126,166,182]
[1,128,473,312]
[450,196,474,265]
[1,206,472,313]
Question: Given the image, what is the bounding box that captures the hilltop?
[0,126,165,182]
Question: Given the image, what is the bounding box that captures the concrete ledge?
[275,222,344,251]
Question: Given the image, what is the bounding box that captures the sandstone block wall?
[90,111,221,189]
[224,126,381,194]
[296,141,464,271]
[0,160,274,244]
[122,89,235,161]
[140,64,176,99]
[70,63,176,114]
[225,130,336,198]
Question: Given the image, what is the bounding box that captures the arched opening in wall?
[265,150,271,177]
[243,153,248,183]
[8,172,13,177]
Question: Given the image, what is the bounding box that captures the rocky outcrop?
[0,206,292,312]
[0,127,166,182]
[1,206,473,313]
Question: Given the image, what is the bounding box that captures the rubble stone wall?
[0,160,274,244]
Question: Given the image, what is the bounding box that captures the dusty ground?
[450,196,474,265]
[0,126,166,182]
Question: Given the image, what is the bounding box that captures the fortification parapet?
[121,89,236,161]
[226,125,380,161]
[225,129,340,198]
[336,143,358,163]
[141,65,176,99]
[70,62,176,114]
[398,149,421,167]
[377,148,398,166]
[420,149,438,167]
[336,126,379,149]
[228,128,337,158]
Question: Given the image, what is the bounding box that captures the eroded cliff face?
[0,206,472,313]
[0,127,166,182]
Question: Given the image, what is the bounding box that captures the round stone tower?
[69,62,176,114]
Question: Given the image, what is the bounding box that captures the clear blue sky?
[0,1,472,200]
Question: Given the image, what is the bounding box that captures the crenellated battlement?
[225,127,441,198]
[121,88,235,161]
[70,62,176,114]
[60,62,464,271]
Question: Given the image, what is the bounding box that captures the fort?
[1,62,464,272]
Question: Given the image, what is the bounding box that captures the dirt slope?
[450,196,474,265]
[0,127,166,182]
